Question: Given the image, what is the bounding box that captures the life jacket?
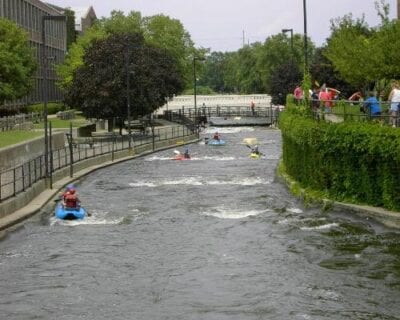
[64,193,77,208]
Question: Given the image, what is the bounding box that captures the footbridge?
[162,104,282,128]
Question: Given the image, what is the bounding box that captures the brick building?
[0,0,67,109]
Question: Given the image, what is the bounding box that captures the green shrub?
[25,102,65,114]
[280,104,400,210]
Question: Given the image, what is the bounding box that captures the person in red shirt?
[63,189,80,208]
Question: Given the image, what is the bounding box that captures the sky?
[48,0,398,52]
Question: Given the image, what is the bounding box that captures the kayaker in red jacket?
[63,189,80,208]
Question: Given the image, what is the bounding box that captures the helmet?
[66,184,75,191]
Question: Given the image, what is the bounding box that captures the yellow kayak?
[249,152,261,159]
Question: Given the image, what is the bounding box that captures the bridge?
[161,104,282,128]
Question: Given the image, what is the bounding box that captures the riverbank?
[277,161,400,229]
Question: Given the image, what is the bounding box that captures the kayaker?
[213,132,220,141]
[59,184,75,202]
[251,145,261,155]
[183,148,191,159]
[63,189,80,208]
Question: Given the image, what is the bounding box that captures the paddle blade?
[174,150,180,154]
[243,138,258,145]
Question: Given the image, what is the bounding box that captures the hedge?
[279,105,400,210]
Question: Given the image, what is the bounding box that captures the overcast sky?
[48,0,398,52]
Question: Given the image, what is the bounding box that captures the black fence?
[0,124,194,203]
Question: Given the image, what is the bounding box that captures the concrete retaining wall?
[0,132,65,170]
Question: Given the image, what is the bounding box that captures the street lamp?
[303,0,308,72]
[282,28,294,64]
[193,56,205,128]
[125,44,132,149]
[42,15,66,187]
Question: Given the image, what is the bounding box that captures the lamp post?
[282,28,294,64]
[193,56,205,132]
[125,45,132,149]
[303,0,308,72]
[42,15,66,187]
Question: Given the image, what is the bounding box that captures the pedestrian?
[363,91,381,119]
[311,87,320,112]
[250,100,255,115]
[294,85,303,105]
[388,81,400,127]
[319,87,331,113]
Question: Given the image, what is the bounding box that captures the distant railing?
[308,99,397,126]
[163,105,281,126]
[0,124,194,202]
[0,112,42,132]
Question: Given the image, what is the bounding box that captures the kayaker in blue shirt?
[363,92,381,118]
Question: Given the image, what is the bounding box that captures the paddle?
[174,150,181,154]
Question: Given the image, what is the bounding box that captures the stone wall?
[0,132,65,170]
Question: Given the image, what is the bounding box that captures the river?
[0,126,399,319]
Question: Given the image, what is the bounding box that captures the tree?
[310,47,357,98]
[0,18,36,106]
[324,14,376,88]
[269,61,302,105]
[57,11,196,92]
[65,33,183,126]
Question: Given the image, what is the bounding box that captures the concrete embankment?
[0,131,199,231]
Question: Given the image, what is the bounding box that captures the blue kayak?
[207,139,226,146]
[55,204,87,220]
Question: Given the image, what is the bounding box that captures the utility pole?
[303,0,308,72]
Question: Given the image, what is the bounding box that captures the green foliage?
[66,33,183,121]
[280,105,400,210]
[269,61,302,105]
[57,11,195,92]
[325,11,400,88]
[25,103,65,115]
[64,9,77,49]
[183,86,215,95]
[0,18,36,105]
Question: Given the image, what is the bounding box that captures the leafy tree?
[57,11,195,92]
[259,33,314,92]
[199,51,229,93]
[0,18,36,105]
[310,47,357,98]
[143,14,195,87]
[64,9,77,49]
[65,33,183,125]
[324,14,376,88]
[270,61,302,105]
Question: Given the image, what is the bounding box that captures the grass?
[34,115,90,129]
[0,131,43,148]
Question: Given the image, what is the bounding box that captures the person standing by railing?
[363,91,381,119]
[388,81,400,127]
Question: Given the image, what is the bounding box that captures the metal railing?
[0,112,42,132]
[0,124,194,202]
[163,105,280,125]
[308,99,397,126]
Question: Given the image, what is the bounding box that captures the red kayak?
[172,155,191,160]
